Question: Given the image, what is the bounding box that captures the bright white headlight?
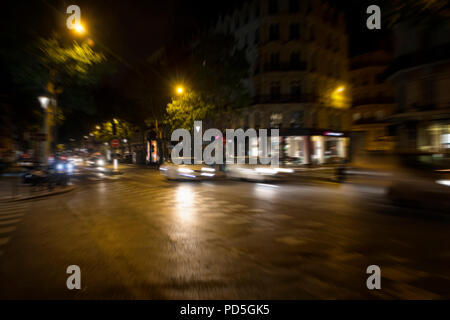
[66,163,74,173]
[178,168,194,173]
[97,159,105,166]
[201,167,215,172]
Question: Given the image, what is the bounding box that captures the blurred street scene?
[0,0,449,299]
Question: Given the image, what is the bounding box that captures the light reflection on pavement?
[0,167,449,299]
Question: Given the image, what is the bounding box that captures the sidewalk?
[0,177,75,202]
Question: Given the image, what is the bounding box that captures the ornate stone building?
[214,0,351,164]
[350,50,396,162]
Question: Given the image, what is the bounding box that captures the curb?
[0,185,76,203]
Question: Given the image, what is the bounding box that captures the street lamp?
[38,96,49,109]
[38,96,51,164]
[73,22,86,35]
[335,86,345,93]
[176,85,185,95]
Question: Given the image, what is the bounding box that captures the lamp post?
[38,96,50,164]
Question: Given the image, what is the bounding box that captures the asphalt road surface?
[0,166,449,299]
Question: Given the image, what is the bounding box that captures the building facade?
[214,0,351,165]
[387,20,450,157]
[350,50,397,166]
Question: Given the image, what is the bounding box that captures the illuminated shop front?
[418,123,450,152]
[281,130,350,165]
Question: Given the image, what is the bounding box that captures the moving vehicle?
[225,157,294,182]
[159,158,224,181]
[86,156,106,168]
[387,170,450,214]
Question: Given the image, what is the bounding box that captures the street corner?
[0,184,76,203]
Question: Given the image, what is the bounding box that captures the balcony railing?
[352,97,395,106]
[252,93,318,104]
[262,62,308,73]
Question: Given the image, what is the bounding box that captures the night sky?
[3,0,391,65]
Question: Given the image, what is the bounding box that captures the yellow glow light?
[176,86,184,95]
[336,86,345,93]
[74,23,86,35]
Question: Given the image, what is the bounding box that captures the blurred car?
[387,172,450,214]
[225,162,293,182]
[160,159,224,181]
[16,154,35,168]
[68,155,84,166]
[86,156,106,168]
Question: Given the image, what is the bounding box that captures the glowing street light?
[96,125,101,130]
[336,86,345,93]
[38,96,50,109]
[73,22,86,35]
[176,86,185,95]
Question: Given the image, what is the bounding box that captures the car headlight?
[66,163,74,173]
[178,168,194,173]
[201,167,215,172]
[97,159,105,166]
[56,163,64,171]
[201,173,215,177]
[436,180,450,187]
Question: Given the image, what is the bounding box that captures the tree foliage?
[39,37,106,84]
[93,119,136,143]
[164,34,250,131]
[165,91,214,130]
[189,33,250,113]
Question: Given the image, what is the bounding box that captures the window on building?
[335,115,342,129]
[329,114,335,129]
[290,52,300,69]
[268,0,278,15]
[353,113,361,121]
[289,0,300,13]
[270,52,280,70]
[311,111,318,127]
[422,78,435,106]
[310,55,317,72]
[254,28,259,44]
[290,110,304,128]
[290,81,301,100]
[327,34,333,49]
[244,11,249,24]
[289,23,300,40]
[254,3,260,18]
[328,61,334,76]
[269,24,280,41]
[309,25,315,41]
[270,113,283,128]
[306,0,312,14]
[254,112,261,128]
[270,82,281,100]
[376,110,385,119]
